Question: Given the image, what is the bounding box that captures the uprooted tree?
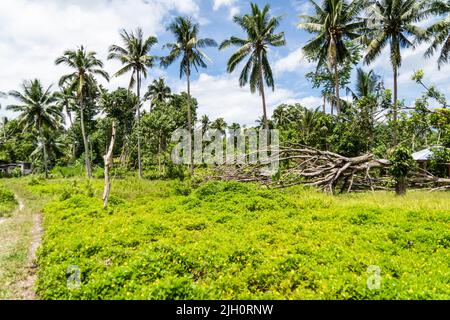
[209,144,450,194]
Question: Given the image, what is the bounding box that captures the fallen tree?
[208,144,450,193]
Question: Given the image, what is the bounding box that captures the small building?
[412,146,450,177]
[0,162,33,175]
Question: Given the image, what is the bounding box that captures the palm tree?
[363,0,428,144]
[200,115,210,134]
[346,68,383,101]
[108,28,158,179]
[220,3,286,130]
[210,118,228,134]
[55,46,109,178]
[299,0,365,115]
[55,85,76,127]
[425,0,450,69]
[7,79,62,178]
[144,77,172,109]
[30,128,65,169]
[162,16,217,174]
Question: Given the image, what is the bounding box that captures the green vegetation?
[1,0,450,301]
[0,184,17,217]
[0,180,47,299]
[24,178,449,300]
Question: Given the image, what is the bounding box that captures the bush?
[389,146,416,195]
[0,185,17,217]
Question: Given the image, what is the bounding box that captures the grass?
[21,176,450,300]
[0,184,17,218]
[0,179,48,299]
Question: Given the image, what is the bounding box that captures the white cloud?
[173,73,298,125]
[212,0,239,20]
[0,0,201,118]
[212,0,236,10]
[274,47,313,74]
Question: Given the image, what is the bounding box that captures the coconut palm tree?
[108,28,158,179]
[7,79,63,178]
[299,0,365,115]
[30,128,65,169]
[346,68,383,101]
[220,3,286,130]
[144,77,172,109]
[425,0,450,69]
[210,118,228,134]
[200,115,211,135]
[55,46,109,178]
[55,85,77,127]
[363,0,428,144]
[162,16,217,174]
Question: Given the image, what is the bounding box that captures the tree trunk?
[136,70,143,179]
[39,125,48,179]
[158,131,162,176]
[186,62,194,175]
[395,176,407,196]
[103,121,116,209]
[334,63,341,115]
[259,51,269,130]
[393,64,398,145]
[323,95,326,114]
[79,96,92,179]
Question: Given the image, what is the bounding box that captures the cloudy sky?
[0,0,449,126]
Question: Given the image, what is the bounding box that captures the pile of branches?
[209,144,450,193]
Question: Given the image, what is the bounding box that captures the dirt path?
[0,183,44,300]
[18,219,43,299]
[16,194,43,300]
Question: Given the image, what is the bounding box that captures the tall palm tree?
[7,79,62,178]
[55,46,109,178]
[363,0,428,144]
[162,16,217,174]
[220,3,286,130]
[425,0,450,69]
[108,28,158,179]
[144,77,172,109]
[299,0,365,115]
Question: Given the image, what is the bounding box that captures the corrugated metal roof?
[412,146,444,161]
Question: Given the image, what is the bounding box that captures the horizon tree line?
[1,0,450,178]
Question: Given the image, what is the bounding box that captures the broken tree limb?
[207,143,450,193]
[103,121,116,209]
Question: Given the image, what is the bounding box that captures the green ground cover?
[21,177,450,299]
[0,185,17,218]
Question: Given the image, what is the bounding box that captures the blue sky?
[0,0,448,125]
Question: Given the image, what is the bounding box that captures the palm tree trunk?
[136,70,143,179]
[393,64,398,145]
[39,124,48,179]
[186,62,194,175]
[323,95,326,114]
[334,63,341,114]
[259,52,269,130]
[158,131,162,176]
[79,96,92,179]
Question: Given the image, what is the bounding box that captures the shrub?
[429,147,450,178]
[389,146,416,195]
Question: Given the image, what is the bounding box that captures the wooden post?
[103,121,116,209]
